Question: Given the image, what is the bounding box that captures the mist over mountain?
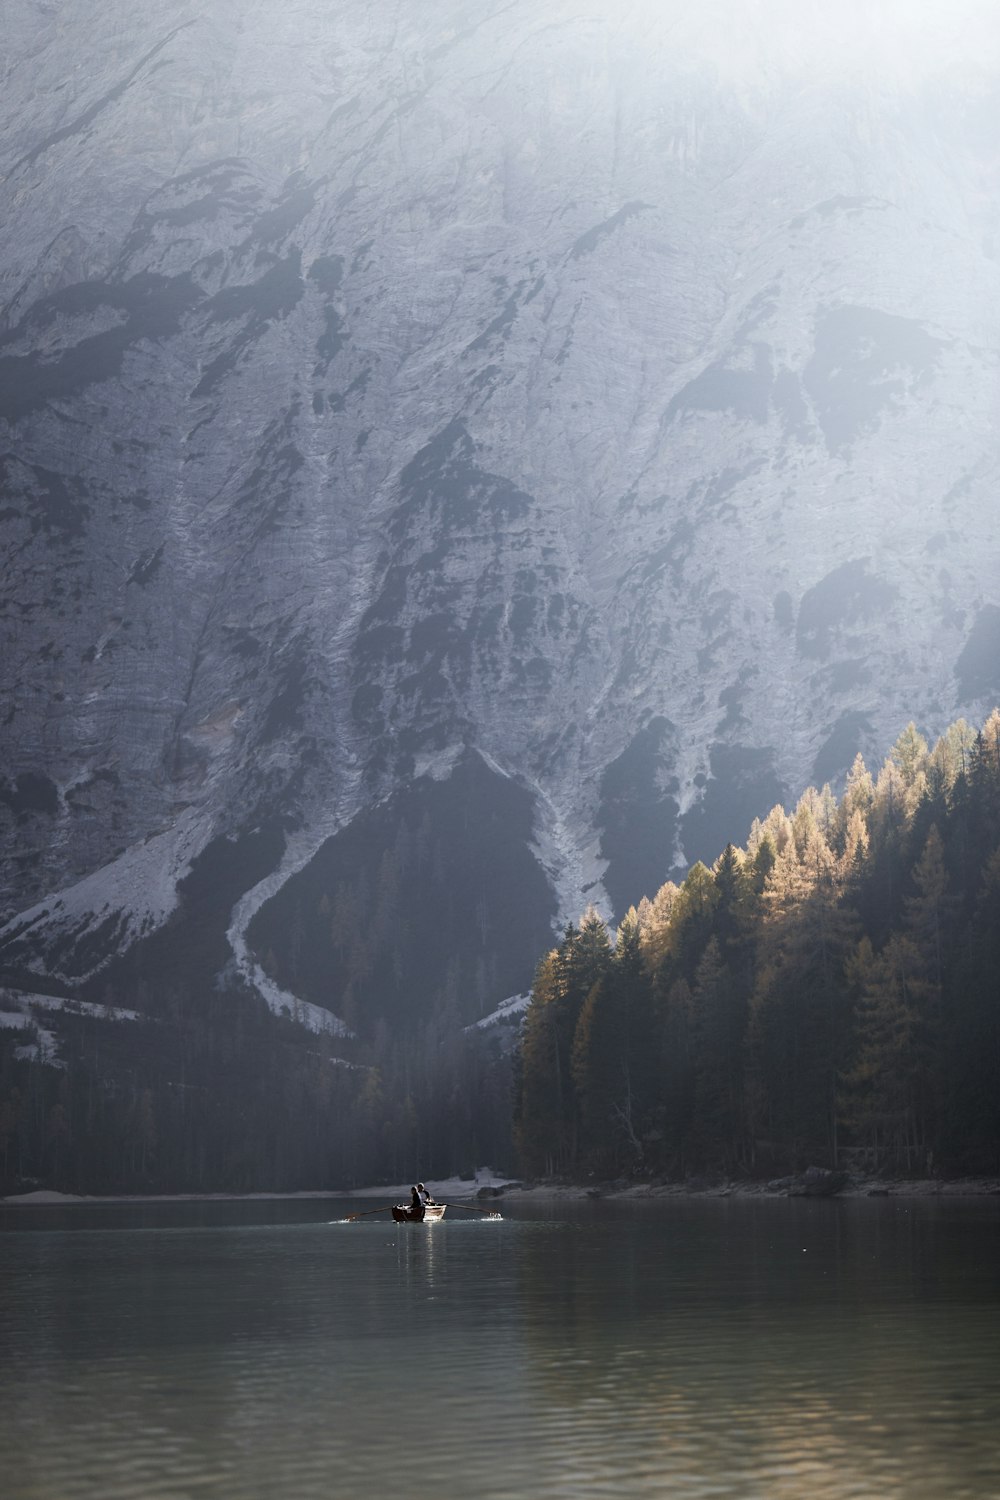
[2,0,999,1043]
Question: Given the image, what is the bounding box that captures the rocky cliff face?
[2,1,998,1033]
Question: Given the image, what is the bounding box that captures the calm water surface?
[1,1195,999,1499]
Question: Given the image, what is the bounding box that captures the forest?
[0,979,513,1196]
[515,711,1000,1181]
[2,709,999,1195]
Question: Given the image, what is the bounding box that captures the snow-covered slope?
[2,1,998,1026]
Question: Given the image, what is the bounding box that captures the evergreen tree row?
[514,712,1000,1181]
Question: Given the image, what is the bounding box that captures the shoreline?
[504,1176,1000,1201]
[3,1175,999,1207]
[0,1171,513,1207]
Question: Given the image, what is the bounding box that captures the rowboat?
[391,1203,447,1224]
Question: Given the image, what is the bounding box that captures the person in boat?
[409,1185,424,1218]
[417,1182,435,1208]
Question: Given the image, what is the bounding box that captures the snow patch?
[469,992,530,1029]
[0,1011,32,1029]
[225,806,356,1037]
[0,808,208,983]
[0,986,141,1023]
[474,746,513,781]
[12,1025,62,1067]
[411,743,464,782]
[238,960,353,1038]
[527,774,611,931]
[0,988,141,1072]
[1,1189,88,1204]
[344,1167,519,1198]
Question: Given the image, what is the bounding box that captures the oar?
[342,1204,398,1222]
[438,1201,502,1215]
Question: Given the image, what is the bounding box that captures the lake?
[2,1194,999,1499]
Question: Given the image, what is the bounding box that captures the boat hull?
[391,1203,447,1224]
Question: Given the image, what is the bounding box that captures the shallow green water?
[2,1195,998,1499]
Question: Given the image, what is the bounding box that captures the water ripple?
[2,1198,999,1498]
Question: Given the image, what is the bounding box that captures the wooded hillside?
[515,712,1000,1180]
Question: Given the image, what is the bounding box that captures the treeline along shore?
[514,712,1000,1185]
[2,711,999,1196]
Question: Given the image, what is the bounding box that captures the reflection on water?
[1,1196,998,1499]
[514,1200,1000,1499]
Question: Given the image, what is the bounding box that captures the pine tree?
[905,826,951,995]
[515,912,612,1176]
[640,880,680,973]
[687,936,748,1172]
[846,934,928,1172]
[929,719,976,792]
[892,722,930,791]
[944,845,1000,1171]
[571,909,655,1175]
[660,976,695,1170]
[749,815,858,1167]
[654,863,718,982]
[516,948,570,1176]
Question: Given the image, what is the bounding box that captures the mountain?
[2,0,999,1042]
